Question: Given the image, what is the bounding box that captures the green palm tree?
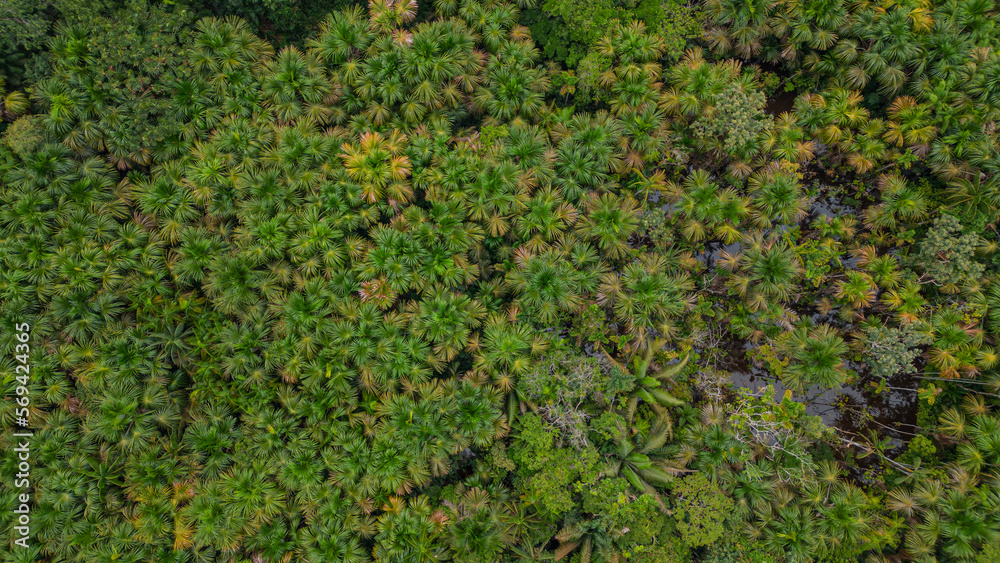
[704,0,777,58]
[576,192,640,260]
[373,496,447,563]
[834,270,878,310]
[445,486,514,563]
[946,173,1000,223]
[340,130,412,205]
[505,247,593,325]
[598,341,688,412]
[781,325,850,391]
[308,7,374,65]
[863,173,929,233]
[463,160,529,237]
[728,235,802,311]
[764,113,817,162]
[748,168,809,228]
[599,253,694,342]
[884,95,937,154]
[474,314,539,392]
[600,413,678,495]
[0,76,29,120]
[514,187,578,251]
[552,519,621,562]
[406,289,485,361]
[670,169,725,242]
[475,40,547,123]
[759,504,820,563]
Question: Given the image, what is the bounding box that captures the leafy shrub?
[519,351,633,446]
[691,82,770,160]
[511,413,601,516]
[864,324,932,379]
[582,478,665,546]
[1,115,44,158]
[914,214,985,293]
[670,472,734,547]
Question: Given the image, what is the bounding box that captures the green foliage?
[1,116,44,158]
[526,0,700,68]
[898,434,937,466]
[34,1,194,167]
[511,413,601,516]
[692,82,769,160]
[0,0,52,55]
[915,213,986,293]
[701,538,780,563]
[864,324,932,380]
[203,0,356,44]
[4,1,1000,562]
[780,325,850,391]
[581,477,664,546]
[976,542,1000,563]
[670,472,734,547]
[519,351,631,446]
[796,238,842,288]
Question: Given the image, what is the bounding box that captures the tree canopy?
[3,0,1000,562]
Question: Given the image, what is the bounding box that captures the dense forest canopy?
[2,0,1000,562]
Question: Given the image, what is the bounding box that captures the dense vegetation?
[2,0,1000,562]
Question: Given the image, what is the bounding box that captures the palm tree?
[219,465,286,530]
[845,121,889,174]
[946,173,1000,223]
[308,7,375,65]
[669,169,723,242]
[881,279,928,325]
[373,496,447,563]
[863,173,929,234]
[340,130,412,205]
[598,340,688,412]
[600,413,679,495]
[406,289,485,361]
[781,325,850,391]
[764,113,817,163]
[576,192,640,260]
[445,486,514,563]
[368,0,418,34]
[728,234,802,310]
[704,0,777,58]
[598,253,694,342]
[788,0,847,52]
[0,76,29,120]
[927,306,980,379]
[552,519,621,562]
[504,247,596,325]
[261,47,332,124]
[514,187,578,251]
[475,40,547,123]
[463,160,529,237]
[834,270,878,310]
[750,167,810,227]
[474,314,539,391]
[884,96,937,155]
[759,504,820,562]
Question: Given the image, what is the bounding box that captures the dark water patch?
[790,303,837,327]
[692,240,743,270]
[810,195,854,219]
[765,90,798,116]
